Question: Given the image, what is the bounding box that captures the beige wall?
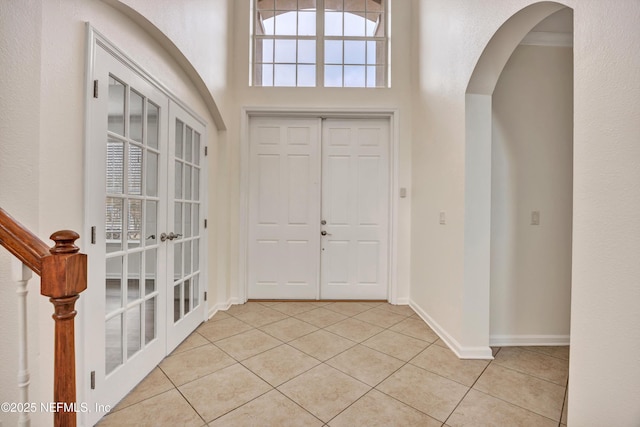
[0,2,43,425]
[490,44,573,343]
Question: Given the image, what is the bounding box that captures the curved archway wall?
[411,0,640,424]
[463,2,569,357]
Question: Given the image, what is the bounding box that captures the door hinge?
[204,291,207,301]
[204,146,208,156]
[90,371,96,389]
[204,219,208,229]
[93,80,99,98]
[91,226,96,244]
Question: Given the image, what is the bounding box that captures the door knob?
[321,230,331,236]
[160,232,183,242]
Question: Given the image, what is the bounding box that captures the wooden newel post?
[41,230,87,427]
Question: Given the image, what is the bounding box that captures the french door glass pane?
[126,304,142,358]
[185,241,192,275]
[194,133,201,166]
[174,202,182,234]
[127,199,142,248]
[184,279,191,315]
[106,140,124,194]
[174,242,182,279]
[173,284,181,322]
[146,151,158,197]
[145,297,156,344]
[108,77,125,135]
[185,204,192,238]
[130,90,144,143]
[185,165,192,200]
[106,198,123,252]
[193,239,200,271]
[145,248,156,294]
[193,207,200,237]
[128,145,143,195]
[175,120,184,159]
[127,251,141,302]
[194,170,200,201]
[147,102,159,149]
[145,201,157,245]
[175,161,183,199]
[185,127,193,162]
[106,257,123,311]
[193,276,199,307]
[105,314,122,374]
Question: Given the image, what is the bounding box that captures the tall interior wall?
[490,44,573,343]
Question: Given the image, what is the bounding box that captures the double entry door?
[84,44,206,423]
[248,116,390,300]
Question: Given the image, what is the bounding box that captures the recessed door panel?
[321,119,390,300]
[248,117,321,299]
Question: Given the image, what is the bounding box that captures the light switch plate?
[531,210,540,225]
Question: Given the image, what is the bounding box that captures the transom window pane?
[253,0,388,87]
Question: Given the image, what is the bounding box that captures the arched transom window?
[253,0,388,87]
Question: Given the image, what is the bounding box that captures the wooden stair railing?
[0,207,87,427]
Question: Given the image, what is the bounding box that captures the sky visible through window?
[258,8,382,87]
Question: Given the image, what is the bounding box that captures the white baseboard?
[207,298,237,319]
[409,300,494,360]
[490,334,570,347]
[394,297,410,305]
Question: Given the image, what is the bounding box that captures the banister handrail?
[0,206,87,427]
[0,208,50,275]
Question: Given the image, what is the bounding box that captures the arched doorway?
[462,1,573,354]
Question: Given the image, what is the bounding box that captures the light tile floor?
[97,301,570,427]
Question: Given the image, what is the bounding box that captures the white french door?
[84,44,205,425]
[247,117,390,300]
[167,103,206,351]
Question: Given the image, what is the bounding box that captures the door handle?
[160,232,183,242]
[321,230,332,236]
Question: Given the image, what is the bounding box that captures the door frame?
[239,107,400,304]
[80,26,210,426]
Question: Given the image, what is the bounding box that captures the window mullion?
[317,0,324,87]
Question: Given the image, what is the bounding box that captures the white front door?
[85,44,206,425]
[320,119,390,299]
[248,117,321,299]
[247,117,389,300]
